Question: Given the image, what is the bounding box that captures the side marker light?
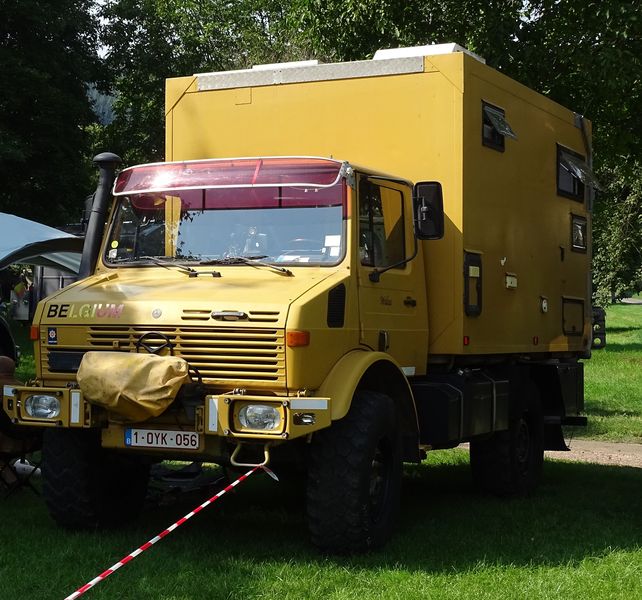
[287,330,310,347]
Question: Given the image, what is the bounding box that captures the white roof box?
[196,43,485,91]
[373,43,485,64]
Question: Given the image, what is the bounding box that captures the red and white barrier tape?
[65,465,277,600]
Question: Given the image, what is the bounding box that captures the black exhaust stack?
[78,152,122,278]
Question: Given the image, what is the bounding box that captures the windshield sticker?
[46,303,125,319]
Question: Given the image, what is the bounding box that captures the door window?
[358,179,405,268]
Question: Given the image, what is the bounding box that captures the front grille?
[43,325,285,387]
[181,309,280,323]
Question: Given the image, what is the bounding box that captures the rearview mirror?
[413,182,444,240]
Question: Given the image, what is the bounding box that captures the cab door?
[356,174,428,376]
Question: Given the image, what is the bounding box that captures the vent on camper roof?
[373,43,485,64]
[253,60,319,70]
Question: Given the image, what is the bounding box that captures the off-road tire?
[43,428,149,529]
[306,390,402,554]
[469,387,544,497]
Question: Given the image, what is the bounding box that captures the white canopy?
[0,213,83,273]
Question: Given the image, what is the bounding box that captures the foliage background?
[0,0,640,301]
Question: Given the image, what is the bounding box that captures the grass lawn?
[580,303,642,442]
[1,451,640,599]
[11,320,35,382]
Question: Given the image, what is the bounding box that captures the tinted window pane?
[359,179,405,268]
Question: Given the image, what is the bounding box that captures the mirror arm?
[368,234,419,283]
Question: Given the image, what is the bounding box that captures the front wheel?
[306,390,402,553]
[42,428,149,529]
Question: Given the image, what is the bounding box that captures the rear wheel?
[306,391,402,553]
[43,428,149,529]
[470,387,544,496]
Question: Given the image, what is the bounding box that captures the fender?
[318,349,417,426]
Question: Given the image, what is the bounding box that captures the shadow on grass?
[607,326,641,334]
[583,406,641,417]
[391,459,641,570]
[189,457,641,573]
[2,456,641,599]
[597,342,642,353]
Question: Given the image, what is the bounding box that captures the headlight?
[238,404,281,431]
[24,394,60,419]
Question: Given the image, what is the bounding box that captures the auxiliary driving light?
[238,404,281,431]
[24,394,61,419]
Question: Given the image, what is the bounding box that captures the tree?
[287,0,523,64]
[0,0,102,225]
[99,0,299,165]
[592,159,642,304]
[512,1,642,303]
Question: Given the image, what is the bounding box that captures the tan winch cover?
[77,351,190,422]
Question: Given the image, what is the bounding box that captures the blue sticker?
[47,327,58,345]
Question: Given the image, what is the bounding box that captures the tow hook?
[230,442,271,467]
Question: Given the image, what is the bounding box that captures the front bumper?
[3,385,331,451]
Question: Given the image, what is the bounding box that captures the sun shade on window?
[130,185,344,211]
[483,105,517,140]
[559,150,601,190]
[114,157,345,195]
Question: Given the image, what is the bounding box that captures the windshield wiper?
[137,256,221,278]
[199,255,293,277]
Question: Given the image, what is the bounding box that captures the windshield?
[105,182,346,267]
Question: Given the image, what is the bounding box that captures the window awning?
[559,151,602,190]
[483,105,517,140]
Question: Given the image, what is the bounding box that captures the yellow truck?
[3,44,597,552]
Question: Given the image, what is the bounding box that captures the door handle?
[378,330,389,351]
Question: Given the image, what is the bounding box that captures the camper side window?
[359,179,405,268]
[482,102,517,152]
[557,145,586,202]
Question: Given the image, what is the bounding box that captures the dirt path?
[459,440,642,468]
[545,439,642,468]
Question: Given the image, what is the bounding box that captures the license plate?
[125,429,200,450]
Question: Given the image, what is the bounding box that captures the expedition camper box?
[166,43,594,358]
[3,44,595,553]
